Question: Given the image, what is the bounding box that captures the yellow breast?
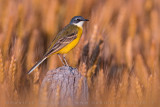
[56,27,83,54]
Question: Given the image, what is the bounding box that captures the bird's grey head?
[70,16,89,27]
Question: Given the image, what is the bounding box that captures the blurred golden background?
[0,0,160,106]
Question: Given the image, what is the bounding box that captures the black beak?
[81,18,89,21]
[84,19,89,21]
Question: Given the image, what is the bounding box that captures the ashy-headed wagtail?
[27,16,89,74]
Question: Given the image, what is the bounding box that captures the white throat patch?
[73,21,84,28]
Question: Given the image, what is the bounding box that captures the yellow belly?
[55,28,82,54]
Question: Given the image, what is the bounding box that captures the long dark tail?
[27,57,47,74]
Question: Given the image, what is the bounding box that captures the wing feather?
[44,25,78,57]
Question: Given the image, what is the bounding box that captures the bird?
[27,16,89,74]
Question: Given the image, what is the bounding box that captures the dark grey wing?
[44,32,77,57]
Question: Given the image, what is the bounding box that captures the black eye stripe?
[72,18,81,23]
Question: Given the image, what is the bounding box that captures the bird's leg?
[57,54,65,65]
[63,55,69,66]
[63,55,74,74]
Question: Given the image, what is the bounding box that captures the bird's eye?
[77,19,80,21]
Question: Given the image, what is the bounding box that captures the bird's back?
[44,24,80,57]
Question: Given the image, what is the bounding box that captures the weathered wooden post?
[39,66,88,106]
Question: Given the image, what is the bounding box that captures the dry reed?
[0,49,4,83]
